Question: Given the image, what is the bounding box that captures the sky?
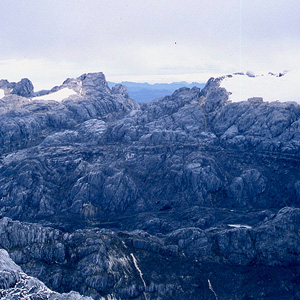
[1,0,300,90]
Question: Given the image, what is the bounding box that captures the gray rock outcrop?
[0,78,34,97]
[0,71,300,299]
[0,206,299,299]
[0,248,93,300]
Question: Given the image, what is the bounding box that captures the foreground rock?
[0,206,299,299]
[0,249,92,300]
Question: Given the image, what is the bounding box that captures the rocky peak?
[11,78,34,97]
[0,78,34,98]
[0,79,9,89]
[60,72,111,97]
[111,84,129,98]
[79,72,111,96]
[199,77,229,112]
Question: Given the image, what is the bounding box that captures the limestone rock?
[0,71,299,299]
[0,248,92,300]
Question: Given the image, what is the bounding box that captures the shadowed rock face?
[0,72,300,299]
[0,207,300,300]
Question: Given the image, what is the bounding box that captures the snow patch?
[228,224,252,229]
[220,69,300,104]
[208,279,219,300]
[33,88,77,102]
[0,89,5,99]
[130,253,148,300]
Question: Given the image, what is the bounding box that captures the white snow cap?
[34,87,77,102]
[220,69,300,104]
[0,88,5,99]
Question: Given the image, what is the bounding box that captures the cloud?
[0,58,93,90]
[1,0,300,86]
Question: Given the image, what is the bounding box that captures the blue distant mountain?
[107,81,205,102]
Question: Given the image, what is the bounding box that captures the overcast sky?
[1,0,300,90]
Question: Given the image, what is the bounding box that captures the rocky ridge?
[0,71,300,299]
[1,206,300,299]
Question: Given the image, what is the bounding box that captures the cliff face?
[0,72,300,224]
[0,71,300,299]
[0,207,300,299]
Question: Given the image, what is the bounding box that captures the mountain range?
[0,70,299,299]
[107,81,205,102]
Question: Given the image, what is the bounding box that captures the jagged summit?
[0,78,34,98]
[0,72,132,103]
[57,72,111,98]
[2,69,299,105]
[0,69,299,223]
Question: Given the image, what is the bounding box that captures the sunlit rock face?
[0,248,93,300]
[0,71,300,299]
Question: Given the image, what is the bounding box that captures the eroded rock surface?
[0,72,300,299]
[0,206,299,299]
[0,248,93,300]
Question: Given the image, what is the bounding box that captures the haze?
[1,0,300,90]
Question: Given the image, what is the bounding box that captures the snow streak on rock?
[208,279,219,300]
[130,253,148,300]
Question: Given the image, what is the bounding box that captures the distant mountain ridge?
[107,80,205,102]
